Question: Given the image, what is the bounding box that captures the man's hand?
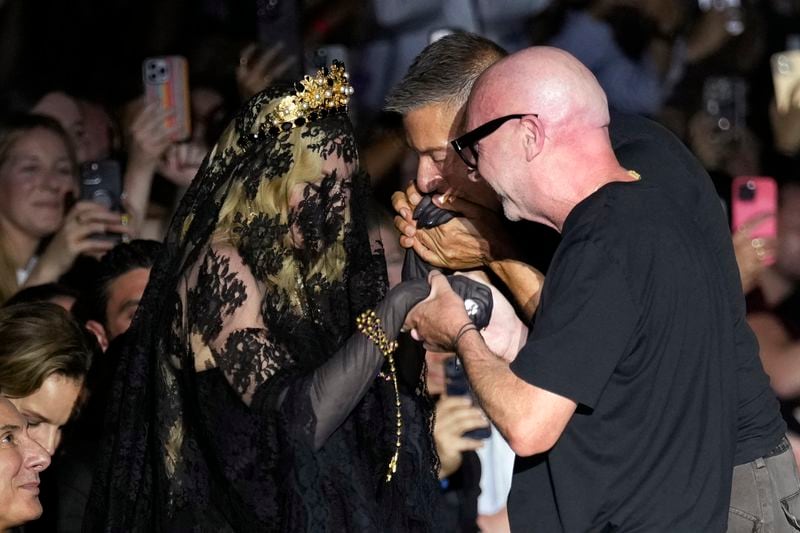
[455,272,527,363]
[391,181,514,268]
[404,271,470,352]
[391,181,423,249]
[433,396,488,479]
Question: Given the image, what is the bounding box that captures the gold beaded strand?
[356,309,401,482]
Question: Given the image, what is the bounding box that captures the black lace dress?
[83,69,442,531]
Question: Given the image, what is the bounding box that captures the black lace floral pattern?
[216,327,293,398]
[233,212,288,279]
[188,248,248,344]
[85,79,441,532]
[303,120,357,163]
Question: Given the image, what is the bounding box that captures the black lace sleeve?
[85,73,444,532]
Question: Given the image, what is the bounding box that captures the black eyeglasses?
[450,113,535,170]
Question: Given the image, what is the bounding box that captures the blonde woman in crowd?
[0,114,131,304]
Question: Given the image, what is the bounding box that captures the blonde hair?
[0,302,92,398]
[209,120,351,309]
[0,114,78,304]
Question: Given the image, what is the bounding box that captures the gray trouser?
[728,437,800,532]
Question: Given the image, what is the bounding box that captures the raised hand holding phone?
[142,56,191,142]
[731,176,778,266]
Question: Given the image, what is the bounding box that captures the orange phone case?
[143,56,191,141]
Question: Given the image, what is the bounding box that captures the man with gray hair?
[386,32,527,531]
[386,32,554,321]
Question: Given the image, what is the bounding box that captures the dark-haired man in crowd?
[391,34,793,531]
[50,239,162,531]
[76,239,163,350]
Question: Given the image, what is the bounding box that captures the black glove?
[402,193,457,281]
[413,194,458,228]
[448,275,493,330]
[307,278,430,449]
[402,193,493,330]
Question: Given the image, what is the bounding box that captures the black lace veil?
[84,66,440,531]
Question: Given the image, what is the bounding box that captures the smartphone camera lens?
[739,181,756,200]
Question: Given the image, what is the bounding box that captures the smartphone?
[731,176,778,264]
[771,50,800,113]
[79,160,123,243]
[444,357,491,440]
[703,76,747,135]
[142,56,191,142]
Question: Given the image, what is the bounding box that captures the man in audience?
[403,46,795,531]
[50,239,161,531]
[75,239,163,350]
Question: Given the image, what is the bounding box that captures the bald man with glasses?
[402,46,796,532]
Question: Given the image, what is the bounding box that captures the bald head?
[469,47,609,137]
[458,47,629,230]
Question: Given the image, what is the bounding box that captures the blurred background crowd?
[0,0,799,531]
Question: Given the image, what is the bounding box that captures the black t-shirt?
[510,112,785,531]
[609,111,785,465]
[509,181,738,532]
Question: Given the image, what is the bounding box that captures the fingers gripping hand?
[392,181,423,248]
[404,271,469,352]
[454,272,525,362]
[413,194,513,269]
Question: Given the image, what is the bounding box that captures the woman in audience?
[0,397,51,532]
[0,302,94,455]
[0,114,131,304]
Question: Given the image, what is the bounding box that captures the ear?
[465,168,482,183]
[85,320,109,352]
[520,115,545,162]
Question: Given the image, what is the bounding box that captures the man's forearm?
[458,327,573,457]
[488,259,544,322]
[457,329,546,456]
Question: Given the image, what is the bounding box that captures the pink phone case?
[142,56,191,142]
[731,176,778,263]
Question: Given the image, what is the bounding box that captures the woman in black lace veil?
[83,63,443,531]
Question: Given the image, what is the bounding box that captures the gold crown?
[266,60,354,135]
